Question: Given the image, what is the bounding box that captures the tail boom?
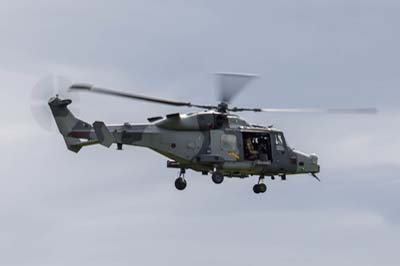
[49,96,153,153]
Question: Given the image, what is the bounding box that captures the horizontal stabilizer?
[64,137,83,153]
[93,121,115,148]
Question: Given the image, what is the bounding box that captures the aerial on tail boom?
[32,74,378,194]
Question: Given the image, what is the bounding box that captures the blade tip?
[70,83,93,91]
[214,72,259,78]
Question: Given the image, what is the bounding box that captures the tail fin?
[48,97,93,153]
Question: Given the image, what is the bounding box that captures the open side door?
[241,131,273,162]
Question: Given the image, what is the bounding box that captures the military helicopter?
[31,74,377,194]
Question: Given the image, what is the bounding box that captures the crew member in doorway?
[246,138,259,160]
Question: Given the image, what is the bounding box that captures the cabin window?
[221,134,237,151]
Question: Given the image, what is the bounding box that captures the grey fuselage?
[49,97,320,178]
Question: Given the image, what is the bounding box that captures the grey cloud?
[1,1,400,266]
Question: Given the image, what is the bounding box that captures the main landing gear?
[175,169,187,191]
[174,168,225,191]
[253,176,267,194]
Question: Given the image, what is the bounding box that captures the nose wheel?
[211,172,224,184]
[174,169,187,191]
[253,176,267,194]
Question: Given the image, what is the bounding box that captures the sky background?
[1,0,400,265]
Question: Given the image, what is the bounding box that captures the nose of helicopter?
[293,150,320,174]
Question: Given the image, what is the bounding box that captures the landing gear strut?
[175,169,187,191]
[253,176,267,194]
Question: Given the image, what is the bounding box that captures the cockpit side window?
[274,133,286,151]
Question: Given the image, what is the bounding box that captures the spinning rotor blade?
[30,104,55,131]
[70,84,215,109]
[229,107,378,114]
[217,73,258,104]
[31,75,80,131]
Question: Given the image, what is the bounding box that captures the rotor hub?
[217,102,229,113]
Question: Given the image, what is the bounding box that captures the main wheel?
[253,184,261,194]
[253,184,267,194]
[259,183,267,193]
[175,177,187,191]
[212,172,224,184]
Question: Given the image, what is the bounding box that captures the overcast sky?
[1,1,400,265]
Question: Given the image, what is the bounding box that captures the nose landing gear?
[253,176,267,194]
[211,172,224,184]
[174,169,187,191]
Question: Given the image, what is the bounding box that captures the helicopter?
[31,74,377,194]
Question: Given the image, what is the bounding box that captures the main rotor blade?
[70,84,215,109]
[217,73,258,104]
[230,107,378,114]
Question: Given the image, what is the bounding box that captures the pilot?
[246,138,259,160]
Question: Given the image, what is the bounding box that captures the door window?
[221,134,237,151]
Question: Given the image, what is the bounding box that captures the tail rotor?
[30,75,80,131]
